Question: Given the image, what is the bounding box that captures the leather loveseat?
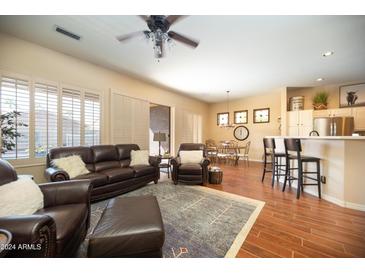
[0,159,91,257]
[171,143,210,185]
[45,144,161,202]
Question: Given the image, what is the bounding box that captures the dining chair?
[236,141,251,166]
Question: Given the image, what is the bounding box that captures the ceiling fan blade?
[168,31,199,48]
[138,15,149,22]
[116,31,148,42]
[166,15,186,25]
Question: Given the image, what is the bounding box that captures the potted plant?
[0,111,28,154]
[312,91,329,110]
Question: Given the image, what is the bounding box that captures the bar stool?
[283,138,321,199]
[261,138,286,187]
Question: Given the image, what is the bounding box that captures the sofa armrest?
[39,180,92,208]
[44,167,70,182]
[0,215,57,257]
[200,158,211,167]
[149,156,161,167]
[170,157,181,167]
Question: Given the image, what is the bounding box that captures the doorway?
[149,103,171,156]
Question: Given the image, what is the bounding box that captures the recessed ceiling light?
[322,51,334,57]
[316,78,324,82]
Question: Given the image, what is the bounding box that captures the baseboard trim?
[277,180,365,212]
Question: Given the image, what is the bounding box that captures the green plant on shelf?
[312,91,329,110]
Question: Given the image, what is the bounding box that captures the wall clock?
[233,126,249,141]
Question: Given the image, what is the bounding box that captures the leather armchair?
[171,143,210,185]
[0,159,92,257]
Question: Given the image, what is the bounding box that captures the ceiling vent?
[55,25,81,41]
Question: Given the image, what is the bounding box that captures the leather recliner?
[0,159,91,257]
[171,143,210,185]
[45,144,161,202]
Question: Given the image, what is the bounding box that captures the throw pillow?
[0,176,44,217]
[52,155,89,178]
[130,150,149,166]
[180,150,203,164]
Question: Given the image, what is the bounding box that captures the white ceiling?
[0,15,365,102]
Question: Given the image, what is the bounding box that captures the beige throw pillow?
[0,176,44,217]
[52,155,89,178]
[130,150,150,166]
[180,150,203,164]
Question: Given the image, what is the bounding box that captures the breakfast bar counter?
[266,136,365,211]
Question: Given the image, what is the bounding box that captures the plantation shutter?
[34,83,58,157]
[84,92,101,146]
[110,92,149,149]
[62,88,81,146]
[0,76,30,159]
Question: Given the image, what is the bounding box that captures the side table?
[159,155,172,178]
[0,229,12,258]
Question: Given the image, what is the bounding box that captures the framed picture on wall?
[234,110,248,124]
[339,83,365,108]
[217,112,229,126]
[253,108,270,123]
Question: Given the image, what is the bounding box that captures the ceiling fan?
[116,15,199,59]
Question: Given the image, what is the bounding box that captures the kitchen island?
[267,136,365,211]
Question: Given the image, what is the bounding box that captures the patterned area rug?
[78,181,264,258]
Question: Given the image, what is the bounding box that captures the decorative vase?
[313,103,328,110]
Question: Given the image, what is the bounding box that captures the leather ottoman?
[88,195,165,258]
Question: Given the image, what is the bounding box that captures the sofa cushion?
[91,145,120,172]
[36,204,87,242]
[132,165,155,177]
[130,150,149,166]
[0,176,44,217]
[74,173,108,188]
[115,144,140,160]
[48,146,94,172]
[52,155,90,179]
[179,163,202,175]
[101,168,135,184]
[179,150,203,164]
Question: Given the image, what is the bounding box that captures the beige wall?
[207,88,284,161]
[0,33,209,182]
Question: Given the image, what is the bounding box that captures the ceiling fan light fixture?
[322,51,334,57]
[220,90,236,129]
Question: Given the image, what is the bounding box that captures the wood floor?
[205,161,365,258]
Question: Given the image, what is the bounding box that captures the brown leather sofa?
[0,159,91,257]
[171,143,210,185]
[45,144,161,202]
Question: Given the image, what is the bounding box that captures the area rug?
[78,181,264,258]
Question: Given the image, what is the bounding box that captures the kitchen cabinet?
[313,108,352,117]
[353,107,365,130]
[287,110,313,136]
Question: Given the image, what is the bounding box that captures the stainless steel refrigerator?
[313,117,354,136]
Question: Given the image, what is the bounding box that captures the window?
[62,88,81,146]
[84,92,100,146]
[1,73,102,160]
[234,110,248,124]
[253,108,270,123]
[0,76,30,159]
[34,83,58,157]
[217,112,229,126]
